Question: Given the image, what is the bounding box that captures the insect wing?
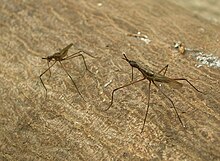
[166,78,183,89]
[60,43,73,57]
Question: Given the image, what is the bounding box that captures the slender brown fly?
[39,43,94,101]
[106,54,202,133]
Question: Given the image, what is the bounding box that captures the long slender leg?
[173,78,202,93]
[59,61,86,102]
[141,81,151,133]
[64,51,82,60]
[47,61,52,79]
[131,67,134,81]
[105,78,146,111]
[65,53,93,74]
[158,65,169,75]
[152,81,184,127]
[65,50,95,60]
[39,61,57,99]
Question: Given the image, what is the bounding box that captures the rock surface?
[0,0,220,160]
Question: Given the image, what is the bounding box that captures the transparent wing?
[155,74,183,89]
[167,79,183,89]
[59,43,73,58]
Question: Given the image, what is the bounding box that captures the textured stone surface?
[0,0,220,160]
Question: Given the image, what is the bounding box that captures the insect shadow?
[106,54,203,133]
[39,43,94,101]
